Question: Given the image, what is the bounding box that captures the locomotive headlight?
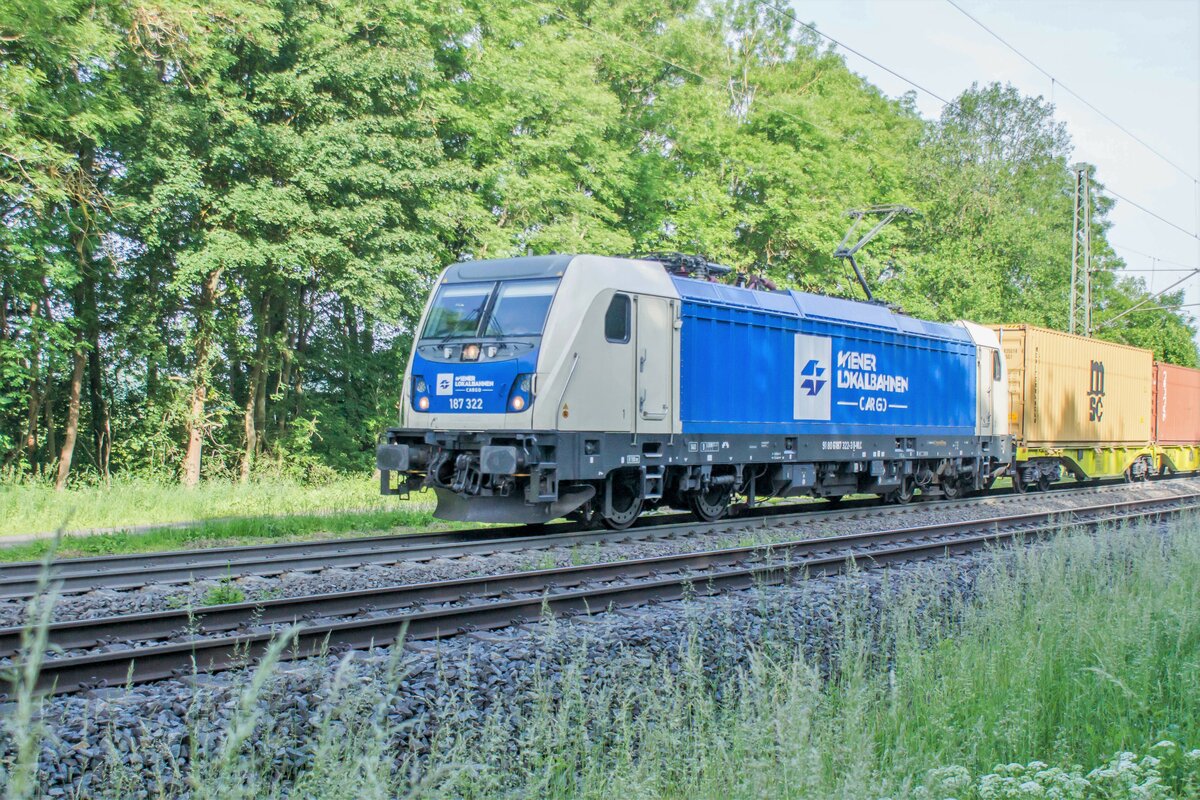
[507,372,534,413]
[486,345,499,359]
[412,375,430,412]
[461,343,481,362]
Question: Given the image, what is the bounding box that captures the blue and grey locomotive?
[376,254,1011,528]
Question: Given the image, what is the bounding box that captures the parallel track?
[6,491,1196,696]
[0,480,1179,600]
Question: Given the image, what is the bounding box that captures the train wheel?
[941,478,962,500]
[1037,475,1052,492]
[688,486,731,522]
[889,476,915,505]
[601,474,643,530]
[1012,473,1028,494]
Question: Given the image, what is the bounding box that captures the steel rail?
[7,492,1196,696]
[0,481,1165,600]
[0,500,1093,657]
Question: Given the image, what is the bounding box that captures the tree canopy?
[2,0,1195,484]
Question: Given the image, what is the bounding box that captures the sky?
[792,0,1200,338]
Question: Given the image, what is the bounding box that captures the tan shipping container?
[1154,361,1200,445]
[991,325,1153,447]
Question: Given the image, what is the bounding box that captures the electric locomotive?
[376,254,1012,528]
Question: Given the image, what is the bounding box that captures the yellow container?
[992,325,1153,447]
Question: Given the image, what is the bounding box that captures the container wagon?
[992,324,1155,486]
[1154,361,1200,474]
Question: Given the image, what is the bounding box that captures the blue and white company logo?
[436,373,454,396]
[798,359,827,396]
[794,334,832,421]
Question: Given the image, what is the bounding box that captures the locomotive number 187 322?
[449,397,483,410]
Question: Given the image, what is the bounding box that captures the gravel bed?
[0,510,1190,797]
[16,526,988,663]
[0,477,1196,631]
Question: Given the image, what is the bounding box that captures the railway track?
[5,490,1197,697]
[0,479,1184,600]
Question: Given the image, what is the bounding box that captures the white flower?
[928,764,972,792]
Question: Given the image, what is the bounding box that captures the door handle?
[640,390,667,419]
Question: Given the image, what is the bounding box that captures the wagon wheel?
[1037,475,1053,492]
[941,477,962,500]
[688,484,732,522]
[1012,472,1028,494]
[888,476,915,505]
[601,473,643,530]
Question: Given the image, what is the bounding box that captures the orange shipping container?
[1153,362,1200,445]
[992,325,1153,447]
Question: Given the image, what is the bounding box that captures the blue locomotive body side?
[674,278,977,437]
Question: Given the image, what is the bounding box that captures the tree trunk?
[277,306,295,439]
[241,359,262,482]
[241,291,270,482]
[42,290,56,467]
[254,351,268,447]
[57,215,92,491]
[21,299,42,470]
[82,263,109,477]
[55,338,85,491]
[182,269,222,487]
[44,378,56,470]
[292,285,313,419]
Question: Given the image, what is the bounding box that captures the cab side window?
[605,294,631,343]
[992,349,1002,381]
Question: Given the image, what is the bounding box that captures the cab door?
[635,295,674,434]
[977,347,995,435]
[557,292,636,433]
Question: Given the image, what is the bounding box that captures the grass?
[202,579,247,607]
[3,519,1199,798]
[415,522,1200,800]
[0,475,443,561]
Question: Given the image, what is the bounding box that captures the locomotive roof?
[440,255,969,343]
[674,276,971,342]
[442,254,575,283]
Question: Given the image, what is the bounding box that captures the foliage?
[2,0,1196,483]
[2,515,1199,796]
[202,578,246,606]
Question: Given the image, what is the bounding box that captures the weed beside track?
[2,516,1198,798]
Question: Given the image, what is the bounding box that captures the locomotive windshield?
[422,282,493,339]
[485,279,557,336]
[421,278,559,340]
